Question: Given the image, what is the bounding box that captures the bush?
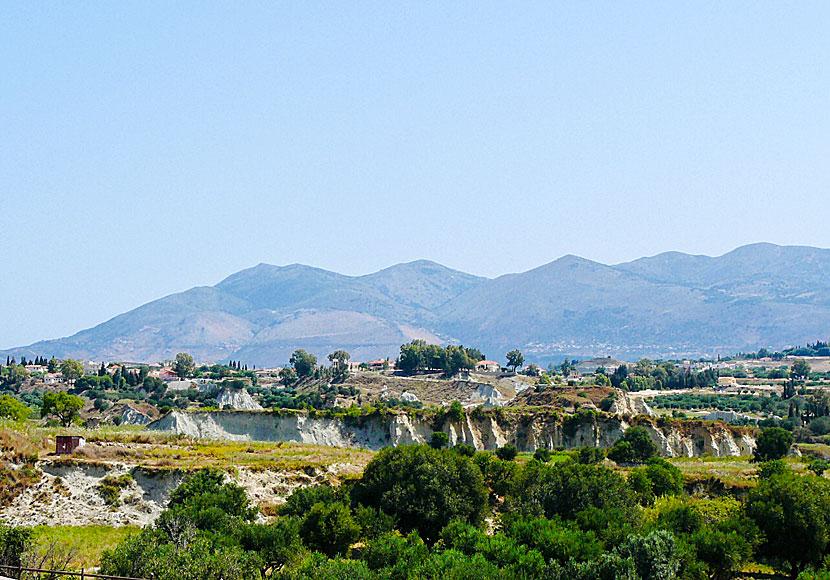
[608,426,658,464]
[430,431,449,450]
[753,427,794,462]
[97,474,133,507]
[574,446,605,465]
[298,501,360,557]
[533,448,551,463]
[452,443,476,457]
[757,460,790,479]
[165,468,257,532]
[495,445,518,461]
[745,471,830,577]
[809,458,830,477]
[280,485,342,517]
[501,514,603,564]
[447,401,464,423]
[810,416,830,435]
[0,524,32,568]
[507,460,636,521]
[352,445,488,543]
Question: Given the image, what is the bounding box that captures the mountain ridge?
[4,243,829,366]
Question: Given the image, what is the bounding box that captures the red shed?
[56,435,86,454]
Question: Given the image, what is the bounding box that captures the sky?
[2,2,830,348]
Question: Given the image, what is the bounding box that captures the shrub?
[745,471,830,577]
[352,445,488,543]
[608,426,658,464]
[533,448,551,463]
[495,445,518,461]
[280,485,342,518]
[809,458,830,477]
[298,501,360,557]
[574,446,605,465]
[507,460,636,521]
[97,474,133,507]
[452,443,476,457]
[447,401,464,423]
[810,416,830,435]
[753,427,794,462]
[429,432,449,450]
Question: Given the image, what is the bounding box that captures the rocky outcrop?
[609,391,655,417]
[216,389,263,411]
[149,409,756,457]
[120,405,153,426]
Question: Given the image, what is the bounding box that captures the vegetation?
[173,353,195,379]
[753,427,794,462]
[396,340,484,376]
[40,392,84,426]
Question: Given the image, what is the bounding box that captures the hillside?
[3,244,830,365]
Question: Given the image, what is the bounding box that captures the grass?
[0,422,374,473]
[668,455,811,488]
[31,525,139,569]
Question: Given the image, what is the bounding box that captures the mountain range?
[4,243,829,366]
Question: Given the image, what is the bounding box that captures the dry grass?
[0,422,373,473]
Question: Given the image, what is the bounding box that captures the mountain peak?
[3,244,829,366]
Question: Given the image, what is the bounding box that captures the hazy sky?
[3,2,830,348]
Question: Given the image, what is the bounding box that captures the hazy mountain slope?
[618,243,830,304]
[437,247,830,362]
[3,244,829,365]
[436,255,712,358]
[362,260,485,311]
[5,260,478,364]
[11,287,256,363]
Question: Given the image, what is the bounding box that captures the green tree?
[429,431,449,449]
[236,519,304,576]
[506,350,524,372]
[447,400,464,423]
[41,391,84,426]
[791,358,812,381]
[289,349,317,379]
[397,340,426,374]
[533,448,552,462]
[279,366,297,385]
[608,426,659,464]
[164,468,257,533]
[353,444,488,543]
[496,445,518,461]
[100,531,259,580]
[0,395,31,421]
[299,501,361,557]
[0,524,33,568]
[174,353,195,379]
[59,359,83,382]
[690,517,760,580]
[745,471,830,578]
[327,350,351,382]
[754,427,794,462]
[508,460,636,521]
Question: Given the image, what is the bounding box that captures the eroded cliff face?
[1,460,356,528]
[149,410,756,457]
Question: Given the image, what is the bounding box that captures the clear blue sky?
[3,2,830,348]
